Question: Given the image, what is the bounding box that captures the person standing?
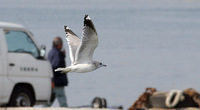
[48,36,68,107]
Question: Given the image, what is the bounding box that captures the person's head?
[53,36,63,50]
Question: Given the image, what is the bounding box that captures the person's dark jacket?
[48,47,68,87]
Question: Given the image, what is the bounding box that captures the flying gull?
[55,15,106,73]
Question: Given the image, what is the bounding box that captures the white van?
[0,22,53,107]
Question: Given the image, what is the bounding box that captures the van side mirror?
[40,45,46,58]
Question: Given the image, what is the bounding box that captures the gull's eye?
[100,63,102,65]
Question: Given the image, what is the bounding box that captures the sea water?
[1,0,200,109]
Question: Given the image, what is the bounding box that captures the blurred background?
[1,0,200,109]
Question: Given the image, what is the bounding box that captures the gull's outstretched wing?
[64,26,81,64]
[74,15,98,64]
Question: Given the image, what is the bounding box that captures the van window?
[5,30,39,58]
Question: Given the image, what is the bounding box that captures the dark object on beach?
[91,97,107,108]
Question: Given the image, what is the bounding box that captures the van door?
[5,30,52,101]
[5,30,41,76]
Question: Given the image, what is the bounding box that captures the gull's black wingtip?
[64,25,68,30]
[64,25,71,32]
[84,15,97,33]
[64,25,78,37]
[84,14,90,20]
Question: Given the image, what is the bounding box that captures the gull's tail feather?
[55,67,71,74]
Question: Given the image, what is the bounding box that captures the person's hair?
[53,36,63,48]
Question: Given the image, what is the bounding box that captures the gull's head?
[94,61,106,68]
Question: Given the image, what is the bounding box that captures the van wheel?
[8,87,34,107]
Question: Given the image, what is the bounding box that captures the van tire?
[8,87,34,107]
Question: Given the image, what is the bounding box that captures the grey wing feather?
[74,15,98,64]
[64,26,81,64]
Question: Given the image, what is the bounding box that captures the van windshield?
[5,30,39,58]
